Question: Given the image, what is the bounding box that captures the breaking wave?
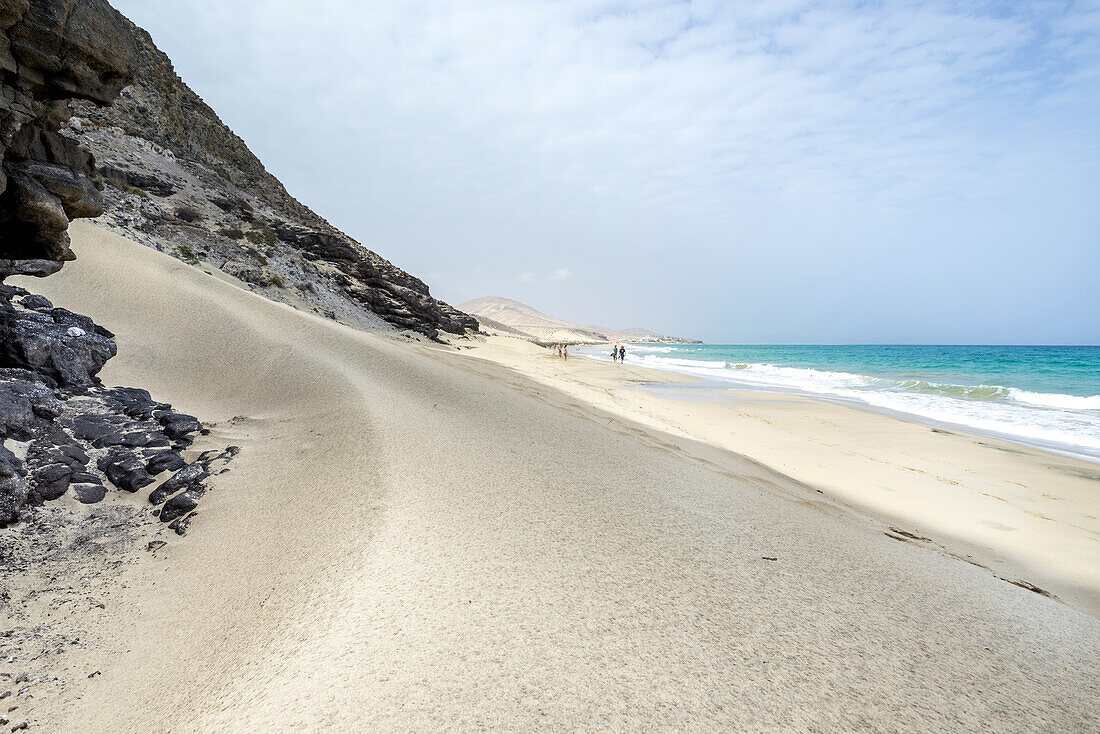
[579,346,1100,460]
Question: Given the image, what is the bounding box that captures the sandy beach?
[465,339,1100,617]
[10,221,1100,731]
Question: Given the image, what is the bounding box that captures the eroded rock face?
[0,0,137,278]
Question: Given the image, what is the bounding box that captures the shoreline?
[654,371,1100,466]
[463,336,1100,617]
[575,345,1100,465]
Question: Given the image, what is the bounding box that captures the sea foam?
[580,345,1100,461]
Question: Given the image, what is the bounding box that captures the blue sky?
[112,0,1099,343]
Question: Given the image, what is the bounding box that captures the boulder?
[148,459,206,506]
[97,447,153,492]
[102,386,165,419]
[155,410,201,443]
[17,294,50,310]
[29,461,70,502]
[71,481,106,504]
[0,445,28,526]
[145,450,185,475]
[0,372,59,436]
[0,294,116,387]
[159,486,200,523]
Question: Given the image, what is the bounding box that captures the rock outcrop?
[0,0,138,276]
[66,10,476,339]
[0,1,235,529]
[0,283,235,529]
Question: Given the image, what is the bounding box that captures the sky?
[112,0,1099,344]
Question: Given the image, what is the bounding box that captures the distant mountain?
[460,297,700,344]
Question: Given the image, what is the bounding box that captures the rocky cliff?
[0,0,478,528]
[64,12,476,339]
[0,0,136,277]
[0,1,469,716]
[1,0,475,339]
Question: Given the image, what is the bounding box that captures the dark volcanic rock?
[0,0,138,277]
[167,510,195,536]
[69,413,125,446]
[159,487,199,523]
[0,4,234,533]
[0,285,229,525]
[144,449,185,475]
[97,447,153,492]
[0,444,28,525]
[0,291,116,387]
[71,481,106,504]
[17,293,50,310]
[29,461,70,502]
[100,386,167,421]
[147,457,206,507]
[151,446,239,523]
[155,410,201,444]
[100,164,176,197]
[0,370,59,435]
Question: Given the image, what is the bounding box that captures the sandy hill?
[460,296,700,344]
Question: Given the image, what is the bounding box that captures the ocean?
[577,344,1100,462]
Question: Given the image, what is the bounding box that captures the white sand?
[12,221,1100,731]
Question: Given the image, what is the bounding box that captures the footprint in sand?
[981,520,1016,531]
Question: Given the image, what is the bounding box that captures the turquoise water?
[577,344,1100,461]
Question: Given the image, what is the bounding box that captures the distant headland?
[460,296,701,345]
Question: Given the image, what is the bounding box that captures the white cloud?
[517,271,536,284]
[127,0,1099,209]
[550,268,572,281]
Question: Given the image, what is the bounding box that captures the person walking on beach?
[611,344,619,363]
[562,345,569,360]
[619,345,626,363]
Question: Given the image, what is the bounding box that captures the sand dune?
[16,222,1100,731]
